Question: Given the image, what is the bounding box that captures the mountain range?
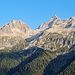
[1,15,75,50]
[0,15,75,75]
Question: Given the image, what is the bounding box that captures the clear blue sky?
[0,0,75,29]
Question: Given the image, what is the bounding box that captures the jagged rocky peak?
[68,16,75,22]
[51,15,60,20]
[65,16,75,29]
[0,20,32,47]
[10,20,30,29]
[69,16,75,20]
[0,20,31,33]
[68,16,75,24]
[38,15,61,30]
[37,15,75,36]
[11,20,27,25]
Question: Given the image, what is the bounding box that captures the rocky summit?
[0,20,31,37]
[38,15,75,35]
[0,20,32,48]
[38,15,60,30]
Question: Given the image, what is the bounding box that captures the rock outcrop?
[0,20,31,37]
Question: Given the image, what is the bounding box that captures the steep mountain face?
[58,60,75,75]
[28,32,75,51]
[38,15,61,30]
[0,20,31,37]
[26,16,75,51]
[38,15,75,35]
[0,20,32,48]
